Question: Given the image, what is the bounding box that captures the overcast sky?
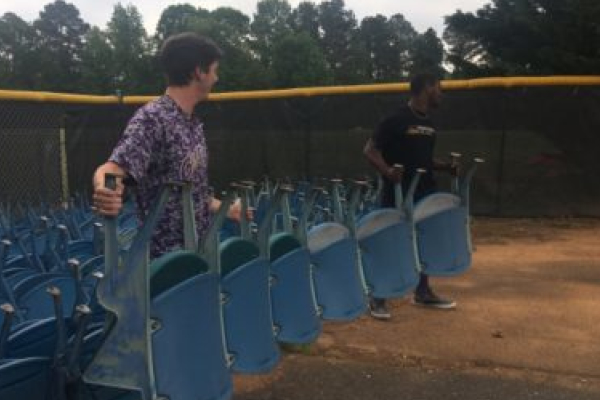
[2,0,490,35]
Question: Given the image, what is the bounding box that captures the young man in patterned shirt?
[92,32,241,258]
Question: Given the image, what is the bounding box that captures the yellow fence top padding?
[1,76,599,105]
[0,90,122,104]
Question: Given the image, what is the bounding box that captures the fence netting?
[1,83,599,216]
[0,102,64,205]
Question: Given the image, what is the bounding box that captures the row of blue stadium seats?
[1,158,482,400]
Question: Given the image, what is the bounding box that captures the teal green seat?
[269,232,301,263]
[150,250,209,298]
[219,238,259,277]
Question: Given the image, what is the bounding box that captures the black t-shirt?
[372,105,436,206]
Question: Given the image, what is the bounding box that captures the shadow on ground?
[236,355,599,400]
[234,218,600,400]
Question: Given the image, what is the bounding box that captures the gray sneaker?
[369,298,391,320]
[412,291,456,310]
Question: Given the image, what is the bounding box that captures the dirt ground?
[234,218,600,400]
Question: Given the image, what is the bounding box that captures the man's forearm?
[364,139,391,175]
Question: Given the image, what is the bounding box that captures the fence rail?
[1,77,599,216]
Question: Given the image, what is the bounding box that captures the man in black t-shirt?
[363,73,457,320]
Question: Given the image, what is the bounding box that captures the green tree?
[358,14,417,82]
[250,0,292,67]
[388,14,418,74]
[79,27,114,94]
[444,0,600,76]
[0,13,39,89]
[215,49,273,91]
[289,2,320,41]
[155,4,208,46]
[271,32,332,88]
[188,8,272,91]
[107,4,158,94]
[318,0,364,84]
[33,0,89,91]
[409,28,445,77]
[443,11,488,78]
[211,7,250,34]
[209,7,251,49]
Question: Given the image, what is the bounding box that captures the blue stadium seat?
[219,237,280,373]
[4,317,68,359]
[0,357,51,400]
[150,251,233,400]
[86,181,233,400]
[308,222,366,321]
[13,274,76,320]
[412,158,483,276]
[356,209,420,299]
[269,233,321,344]
[414,194,471,276]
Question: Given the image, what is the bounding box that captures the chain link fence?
[1,80,599,216]
[0,102,64,206]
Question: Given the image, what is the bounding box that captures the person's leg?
[413,273,456,309]
[368,181,395,321]
[369,297,391,320]
[411,187,456,309]
[415,273,430,296]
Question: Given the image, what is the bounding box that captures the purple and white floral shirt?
[110,95,211,258]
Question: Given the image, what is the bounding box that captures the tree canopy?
[0,0,594,93]
[444,0,600,76]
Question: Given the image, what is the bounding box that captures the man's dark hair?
[409,73,440,96]
[159,32,223,86]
